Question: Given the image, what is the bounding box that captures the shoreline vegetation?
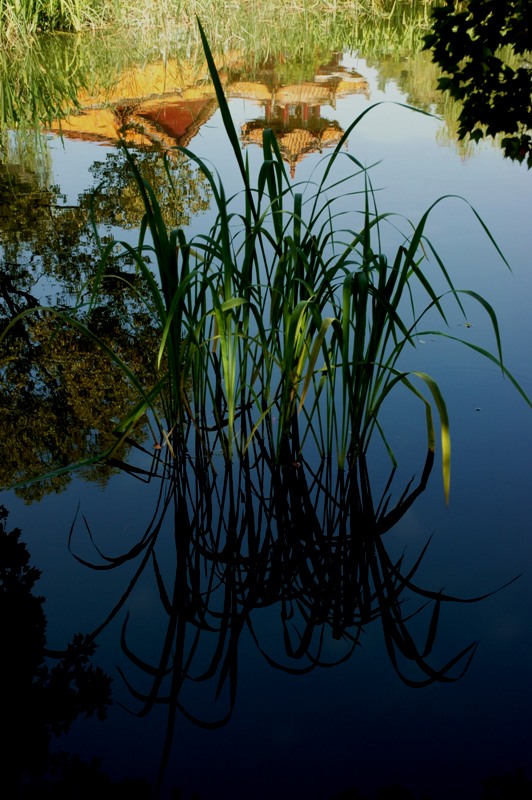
[1,0,433,50]
[0,0,503,166]
[2,0,527,165]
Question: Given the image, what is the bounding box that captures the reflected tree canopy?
[82,148,211,231]
[0,506,113,795]
[0,302,159,501]
[0,158,158,499]
[0,143,211,500]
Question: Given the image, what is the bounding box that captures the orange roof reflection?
[49,55,369,176]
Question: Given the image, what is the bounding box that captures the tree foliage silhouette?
[424,0,532,166]
[0,506,113,794]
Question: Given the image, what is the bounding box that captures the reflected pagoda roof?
[48,54,369,175]
[242,120,344,178]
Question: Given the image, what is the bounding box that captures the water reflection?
[0,1,490,177]
[0,506,113,797]
[0,140,215,500]
[0,221,158,499]
[2,7,531,800]
[61,440,501,796]
[5,437,522,797]
[48,53,369,178]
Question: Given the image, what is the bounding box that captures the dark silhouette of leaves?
[424,0,532,166]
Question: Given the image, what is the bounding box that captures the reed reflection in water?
[56,431,507,798]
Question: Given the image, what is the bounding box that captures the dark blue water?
[2,50,532,800]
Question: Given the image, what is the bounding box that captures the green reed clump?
[2,17,528,505]
[69,18,527,505]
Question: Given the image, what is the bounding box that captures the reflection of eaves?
[227,81,335,108]
[275,83,336,106]
[226,81,369,120]
[225,81,273,102]
[227,73,370,107]
[132,96,219,148]
[47,95,219,150]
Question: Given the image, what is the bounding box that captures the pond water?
[1,8,532,800]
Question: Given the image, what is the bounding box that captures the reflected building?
[49,53,369,176]
[234,54,369,177]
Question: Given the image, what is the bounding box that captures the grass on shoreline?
[1,0,432,49]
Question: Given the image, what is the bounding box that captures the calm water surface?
[2,33,532,800]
